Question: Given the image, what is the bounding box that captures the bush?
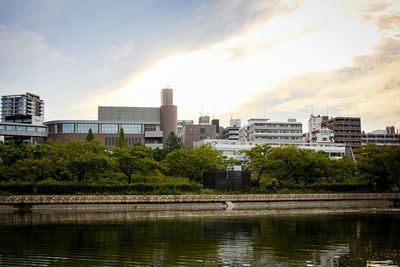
[0,182,34,195]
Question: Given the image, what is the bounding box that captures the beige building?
[181,116,216,148]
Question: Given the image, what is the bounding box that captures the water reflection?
[0,211,399,266]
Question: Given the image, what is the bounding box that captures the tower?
[160,87,177,145]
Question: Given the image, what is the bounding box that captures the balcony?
[145,130,163,138]
[145,143,163,149]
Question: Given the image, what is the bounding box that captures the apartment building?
[239,118,303,144]
[1,92,44,123]
[321,116,361,149]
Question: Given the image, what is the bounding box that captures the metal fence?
[203,170,251,191]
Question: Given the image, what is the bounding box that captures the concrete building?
[321,116,361,149]
[362,128,399,146]
[181,116,216,148]
[221,119,241,140]
[239,118,303,144]
[303,114,334,144]
[194,139,346,160]
[45,88,177,148]
[0,92,47,144]
[1,92,44,122]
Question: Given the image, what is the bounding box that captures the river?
[0,210,399,266]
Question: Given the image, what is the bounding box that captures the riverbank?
[1,193,400,214]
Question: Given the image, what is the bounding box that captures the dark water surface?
[0,211,399,266]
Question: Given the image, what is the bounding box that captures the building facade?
[221,119,241,140]
[321,116,361,149]
[362,129,399,146]
[45,88,177,148]
[1,92,44,122]
[194,139,346,160]
[239,118,303,144]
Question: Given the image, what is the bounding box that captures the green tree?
[62,139,109,182]
[116,128,127,147]
[113,145,161,184]
[86,128,95,141]
[241,144,272,183]
[163,145,224,182]
[355,144,400,190]
[165,131,183,154]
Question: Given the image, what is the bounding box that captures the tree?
[113,145,161,184]
[163,145,224,182]
[165,131,183,154]
[62,139,109,182]
[86,128,95,141]
[356,144,400,190]
[116,128,127,147]
[241,144,272,183]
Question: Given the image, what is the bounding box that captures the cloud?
[0,25,67,69]
[233,37,400,131]
[105,40,135,63]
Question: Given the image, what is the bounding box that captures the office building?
[45,88,177,148]
[239,118,303,144]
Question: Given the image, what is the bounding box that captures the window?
[17,126,26,131]
[27,126,36,132]
[121,124,141,134]
[63,123,75,133]
[6,125,16,130]
[37,127,46,132]
[200,128,205,134]
[0,125,5,130]
[105,137,118,146]
[77,123,98,133]
[101,124,118,133]
[144,124,157,131]
[126,137,141,145]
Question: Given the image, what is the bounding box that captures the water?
[0,211,399,266]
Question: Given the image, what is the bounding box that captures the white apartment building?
[239,118,303,144]
[194,139,346,160]
[304,114,334,144]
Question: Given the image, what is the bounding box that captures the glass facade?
[6,125,16,130]
[17,126,26,131]
[101,124,118,133]
[63,123,75,133]
[77,123,98,133]
[37,127,46,132]
[27,126,36,132]
[0,125,5,130]
[121,124,141,134]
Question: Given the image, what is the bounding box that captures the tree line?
[0,129,399,193]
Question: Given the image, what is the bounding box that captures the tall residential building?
[1,92,44,122]
[321,116,361,149]
[239,118,303,144]
[45,88,177,148]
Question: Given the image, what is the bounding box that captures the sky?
[1,0,399,132]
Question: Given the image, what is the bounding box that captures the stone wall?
[1,193,400,205]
